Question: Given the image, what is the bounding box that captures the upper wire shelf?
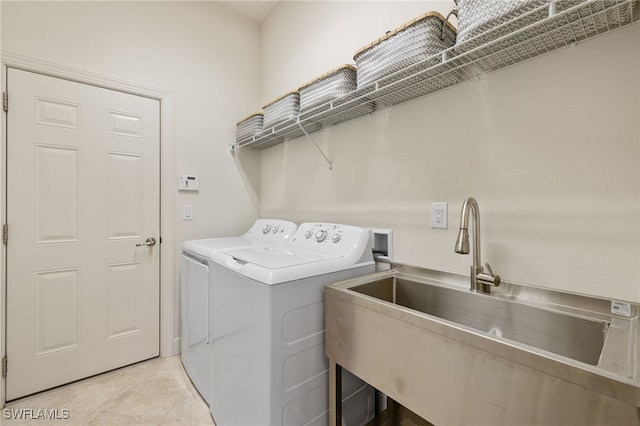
[231,0,638,151]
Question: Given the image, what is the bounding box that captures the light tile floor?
[3,356,214,425]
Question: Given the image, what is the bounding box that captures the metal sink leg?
[329,360,342,426]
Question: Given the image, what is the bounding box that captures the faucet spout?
[454,228,469,254]
[455,198,481,271]
[454,197,500,293]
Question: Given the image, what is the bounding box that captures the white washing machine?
[208,223,376,426]
[180,219,297,405]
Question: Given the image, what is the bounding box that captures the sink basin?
[350,277,608,365]
[325,264,640,426]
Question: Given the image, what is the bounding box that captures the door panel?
[106,152,144,239]
[6,68,161,400]
[34,268,80,356]
[35,145,80,243]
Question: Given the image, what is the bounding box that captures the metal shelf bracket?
[296,118,332,170]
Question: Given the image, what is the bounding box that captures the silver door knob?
[136,237,157,247]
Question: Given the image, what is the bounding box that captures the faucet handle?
[484,263,495,276]
[477,263,501,287]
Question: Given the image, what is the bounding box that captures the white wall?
[1,1,262,352]
[261,1,456,102]
[257,1,640,303]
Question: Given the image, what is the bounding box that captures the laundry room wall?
[1,1,262,351]
[256,1,640,303]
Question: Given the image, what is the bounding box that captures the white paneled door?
[6,69,160,400]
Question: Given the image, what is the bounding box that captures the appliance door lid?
[182,237,251,258]
[224,246,341,269]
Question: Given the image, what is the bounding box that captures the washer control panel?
[302,225,342,244]
[292,223,370,256]
[245,219,297,242]
[261,224,281,234]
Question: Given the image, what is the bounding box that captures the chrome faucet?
[454,197,501,293]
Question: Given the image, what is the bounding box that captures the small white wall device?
[178,175,199,191]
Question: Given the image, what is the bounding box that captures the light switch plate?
[183,204,193,221]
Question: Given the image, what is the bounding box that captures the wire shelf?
[231,0,637,151]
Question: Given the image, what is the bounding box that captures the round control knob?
[315,230,328,242]
[272,225,280,234]
[304,230,313,239]
[262,225,272,234]
[331,233,341,243]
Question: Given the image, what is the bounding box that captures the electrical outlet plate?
[431,202,448,229]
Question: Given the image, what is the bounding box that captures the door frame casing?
[0,51,177,407]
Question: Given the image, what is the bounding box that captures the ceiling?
[217,1,282,23]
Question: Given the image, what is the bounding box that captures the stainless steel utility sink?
[325,264,640,426]
[350,277,608,365]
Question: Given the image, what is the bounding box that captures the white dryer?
[180,219,297,405]
[208,223,376,426]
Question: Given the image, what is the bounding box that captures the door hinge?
[3,92,7,112]
[3,224,8,244]
[2,356,6,378]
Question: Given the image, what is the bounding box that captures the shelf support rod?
[296,118,332,170]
